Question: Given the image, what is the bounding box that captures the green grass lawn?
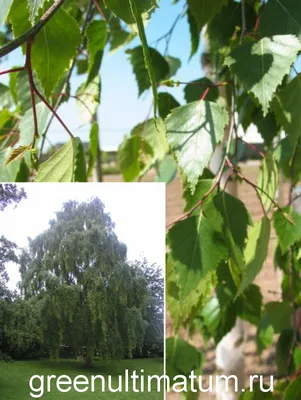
[0,358,164,399]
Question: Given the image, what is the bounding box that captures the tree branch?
[0,0,66,59]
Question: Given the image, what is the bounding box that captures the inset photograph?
[0,183,165,399]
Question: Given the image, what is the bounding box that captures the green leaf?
[184,78,219,103]
[257,320,274,354]
[265,301,292,333]
[128,0,161,118]
[165,56,181,78]
[34,138,81,182]
[9,0,81,97]
[127,46,169,96]
[0,0,13,28]
[239,383,274,399]
[105,0,157,25]
[276,330,294,376]
[88,122,99,177]
[225,35,301,116]
[259,0,301,40]
[86,20,107,85]
[118,135,153,182]
[239,217,271,294]
[166,336,203,379]
[274,137,301,185]
[201,295,237,344]
[210,192,251,282]
[237,284,262,325]
[273,207,301,253]
[257,152,278,212]
[26,0,47,24]
[15,70,32,113]
[158,92,180,120]
[73,137,87,182]
[166,100,228,193]
[131,118,168,162]
[253,108,279,147]
[207,1,256,52]
[187,7,200,59]
[0,83,14,109]
[183,177,213,212]
[187,0,229,30]
[156,156,177,184]
[273,74,301,146]
[76,76,101,123]
[19,102,50,146]
[167,211,227,310]
[283,379,301,400]
[109,19,135,53]
[0,148,24,181]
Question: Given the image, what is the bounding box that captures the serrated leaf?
[167,211,227,315]
[225,35,301,116]
[109,19,135,53]
[183,177,213,212]
[87,122,99,176]
[9,0,81,97]
[156,155,177,184]
[105,0,157,25]
[283,378,301,400]
[257,152,278,212]
[237,284,262,326]
[118,135,153,182]
[187,7,200,59]
[73,137,87,182]
[166,336,203,379]
[131,117,168,162]
[273,207,301,253]
[34,138,81,182]
[210,192,251,283]
[259,0,301,40]
[5,145,31,165]
[127,46,169,96]
[207,1,256,52]
[166,100,228,193]
[76,76,101,123]
[265,301,292,333]
[238,217,271,294]
[276,330,294,376]
[165,56,181,78]
[274,137,301,185]
[158,92,180,120]
[86,20,107,85]
[184,78,219,104]
[26,0,47,24]
[272,74,301,146]
[19,102,50,146]
[0,83,14,109]
[0,148,23,181]
[187,0,229,30]
[128,0,161,118]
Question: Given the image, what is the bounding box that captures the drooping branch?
[0,0,66,59]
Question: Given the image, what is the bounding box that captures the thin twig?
[25,40,39,139]
[92,0,107,20]
[240,0,247,44]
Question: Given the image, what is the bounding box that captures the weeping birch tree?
[19,198,149,366]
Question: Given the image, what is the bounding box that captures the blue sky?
[0,0,203,151]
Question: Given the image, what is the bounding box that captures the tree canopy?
[1,196,163,366]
